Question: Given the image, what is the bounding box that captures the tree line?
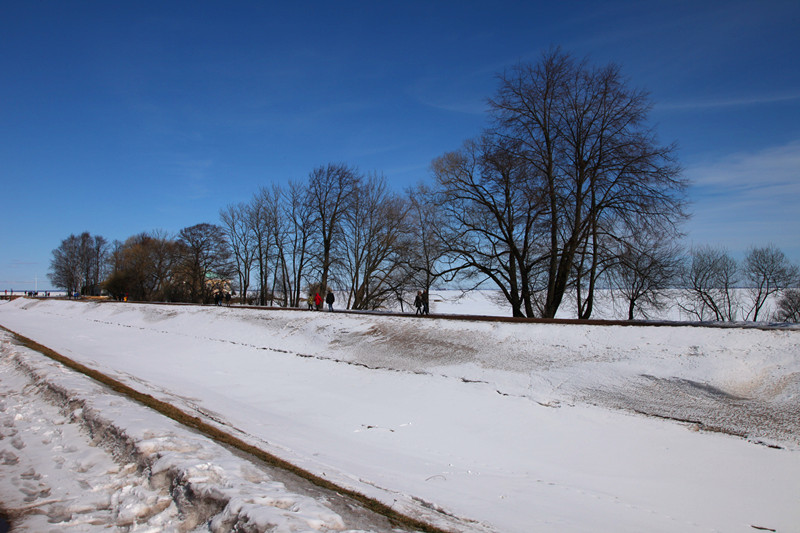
[47,49,800,322]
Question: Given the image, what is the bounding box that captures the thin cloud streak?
[659,92,800,111]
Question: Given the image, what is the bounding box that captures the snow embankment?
[1,297,799,533]
[0,334,408,532]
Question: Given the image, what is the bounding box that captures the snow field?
[0,297,799,532]
[0,336,402,532]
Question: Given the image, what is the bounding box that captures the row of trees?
[47,49,800,321]
[218,164,416,310]
[48,223,800,322]
[48,225,234,304]
[682,245,799,322]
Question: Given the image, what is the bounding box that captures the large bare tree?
[487,48,686,318]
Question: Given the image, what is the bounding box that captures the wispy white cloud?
[683,139,800,260]
[407,70,491,116]
[688,139,800,188]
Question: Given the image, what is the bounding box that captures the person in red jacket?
[314,292,322,310]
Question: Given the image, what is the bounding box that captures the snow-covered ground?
[0,296,798,532]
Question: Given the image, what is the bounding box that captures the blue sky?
[2,1,799,291]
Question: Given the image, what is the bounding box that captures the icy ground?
[0,296,799,532]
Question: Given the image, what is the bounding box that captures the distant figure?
[326,290,335,311]
[314,292,322,310]
[307,294,314,310]
[225,292,231,306]
[422,290,429,315]
[414,291,423,315]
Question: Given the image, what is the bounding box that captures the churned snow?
[0,295,798,532]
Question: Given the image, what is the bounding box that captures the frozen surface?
[1,296,799,532]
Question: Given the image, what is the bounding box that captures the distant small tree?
[680,245,739,321]
[104,231,182,301]
[774,288,800,323]
[742,245,799,321]
[49,235,82,296]
[48,232,109,296]
[177,223,233,304]
[610,233,681,320]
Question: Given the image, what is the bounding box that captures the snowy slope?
[1,297,798,532]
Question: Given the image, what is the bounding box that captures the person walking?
[326,290,335,311]
[314,292,322,310]
[422,290,429,315]
[414,291,423,315]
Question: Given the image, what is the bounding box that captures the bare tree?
[337,174,410,310]
[280,180,314,307]
[742,244,799,321]
[774,288,800,323]
[49,234,83,296]
[487,47,686,318]
[403,183,457,306]
[177,223,232,304]
[609,232,682,320]
[432,137,544,317]
[252,186,287,306]
[220,203,257,304]
[307,163,360,292]
[84,233,109,296]
[49,232,109,296]
[680,245,739,321]
[246,187,281,305]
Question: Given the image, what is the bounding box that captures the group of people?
[214,292,232,306]
[308,290,336,311]
[2,290,50,298]
[305,289,431,314]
